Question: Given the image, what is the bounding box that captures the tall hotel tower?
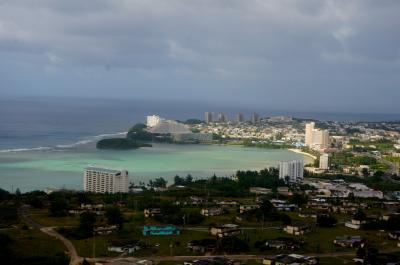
[84,166,129,193]
[204,112,213,124]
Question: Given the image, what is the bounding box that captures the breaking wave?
[0,132,127,153]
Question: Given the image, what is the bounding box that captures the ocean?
[1,97,398,151]
[0,97,397,192]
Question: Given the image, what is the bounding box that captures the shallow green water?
[0,144,312,192]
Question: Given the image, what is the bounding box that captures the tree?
[151,177,167,188]
[49,197,69,217]
[289,193,308,207]
[259,198,274,215]
[317,214,337,227]
[129,181,135,193]
[353,209,367,221]
[356,247,366,258]
[185,174,193,184]
[105,206,123,230]
[79,211,97,235]
[218,236,249,253]
[174,175,185,186]
[361,168,370,178]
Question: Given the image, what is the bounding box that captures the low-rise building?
[239,204,260,214]
[144,208,161,218]
[265,238,302,251]
[187,239,217,253]
[263,254,317,265]
[210,224,240,238]
[333,236,365,248]
[201,207,224,217]
[283,223,312,236]
[345,219,366,230]
[94,225,117,235]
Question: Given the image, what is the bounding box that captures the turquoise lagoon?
[0,143,312,192]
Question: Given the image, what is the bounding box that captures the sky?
[0,0,399,113]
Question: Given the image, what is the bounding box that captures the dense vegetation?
[242,139,292,149]
[126,123,153,142]
[97,138,151,150]
[97,123,153,149]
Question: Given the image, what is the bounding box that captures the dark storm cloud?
[0,0,399,113]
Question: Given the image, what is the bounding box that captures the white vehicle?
[352,258,364,264]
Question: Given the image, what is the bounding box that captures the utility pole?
[262,214,265,230]
[93,231,96,259]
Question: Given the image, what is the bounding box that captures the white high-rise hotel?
[147,115,163,128]
[305,122,329,150]
[319,153,330,170]
[279,160,304,183]
[84,166,129,193]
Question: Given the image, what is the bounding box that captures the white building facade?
[84,167,129,193]
[319,153,330,170]
[305,122,329,150]
[279,160,304,183]
[146,115,162,127]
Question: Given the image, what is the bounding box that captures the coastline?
[288,148,317,160]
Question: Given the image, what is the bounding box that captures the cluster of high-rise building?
[204,112,259,124]
[305,122,330,150]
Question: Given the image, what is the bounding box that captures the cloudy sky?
[0,0,399,113]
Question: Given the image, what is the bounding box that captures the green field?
[2,226,66,257]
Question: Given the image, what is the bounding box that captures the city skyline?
[0,1,399,113]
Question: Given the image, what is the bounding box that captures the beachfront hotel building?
[84,166,129,193]
[319,153,330,170]
[305,122,329,150]
[147,115,163,128]
[279,160,304,183]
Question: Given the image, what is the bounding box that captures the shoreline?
[288,148,317,160]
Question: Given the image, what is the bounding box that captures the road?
[18,205,82,265]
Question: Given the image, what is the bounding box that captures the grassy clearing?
[30,213,80,227]
[2,226,66,257]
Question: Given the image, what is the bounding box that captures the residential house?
[345,219,366,230]
[187,239,217,253]
[210,224,240,238]
[283,223,312,236]
[201,207,224,217]
[94,225,117,235]
[333,236,365,248]
[144,208,161,218]
[239,204,260,214]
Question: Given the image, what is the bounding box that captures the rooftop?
[85,166,123,174]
